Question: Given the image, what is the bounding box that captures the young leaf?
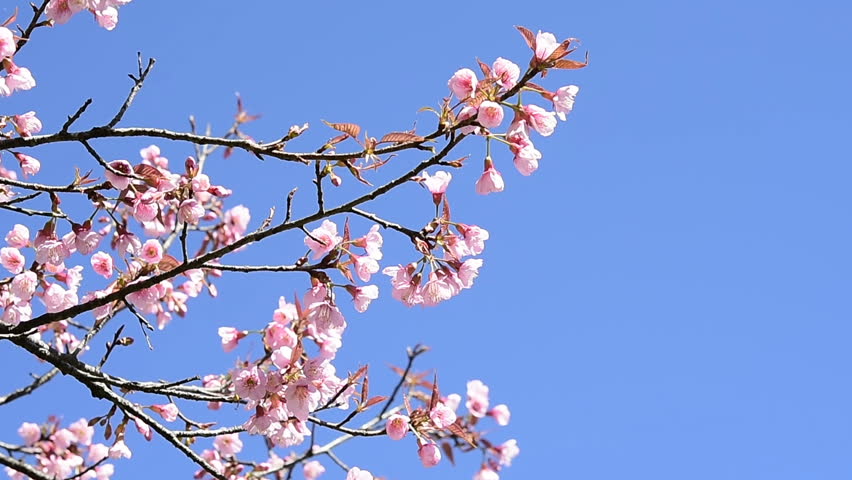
[322,120,361,139]
[379,132,425,144]
[515,25,536,50]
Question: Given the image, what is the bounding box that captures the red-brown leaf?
[553,59,587,70]
[323,120,361,139]
[360,368,370,404]
[1,8,17,28]
[447,422,476,447]
[476,58,493,78]
[133,163,165,187]
[441,442,456,465]
[158,254,180,272]
[362,395,387,409]
[379,132,424,144]
[546,39,575,63]
[515,25,536,50]
[429,374,440,411]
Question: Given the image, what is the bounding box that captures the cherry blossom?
[304,219,342,259]
[385,414,410,440]
[448,68,478,100]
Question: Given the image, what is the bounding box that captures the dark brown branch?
[106,55,156,129]
[377,344,429,418]
[14,0,50,52]
[0,368,59,406]
[0,176,108,194]
[307,416,384,437]
[0,451,51,480]
[61,98,94,133]
[2,133,464,336]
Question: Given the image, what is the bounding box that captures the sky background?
[2,1,852,479]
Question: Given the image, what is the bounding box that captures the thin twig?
[0,368,59,406]
[61,98,94,133]
[105,55,156,129]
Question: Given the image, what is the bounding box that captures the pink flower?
[213,433,243,456]
[383,263,423,306]
[10,270,37,301]
[46,0,86,24]
[509,121,542,176]
[73,224,101,255]
[477,101,504,129]
[50,428,77,450]
[140,145,168,169]
[474,466,500,480]
[350,285,378,313]
[488,404,511,426]
[284,378,321,422]
[358,224,383,260]
[522,104,557,137]
[353,254,379,282]
[303,460,326,480]
[218,327,246,353]
[88,443,109,463]
[475,160,505,195]
[421,170,452,204]
[271,345,294,369]
[105,160,134,190]
[94,6,119,31]
[385,414,410,440]
[5,64,35,92]
[418,442,442,468]
[2,303,31,326]
[108,440,132,459]
[5,224,29,248]
[448,68,477,100]
[461,225,489,255]
[14,153,40,177]
[496,439,520,466]
[140,239,163,264]
[0,247,25,274]
[493,57,520,90]
[69,418,94,445]
[535,30,560,62]
[234,366,268,401]
[420,271,456,307]
[304,219,341,259]
[265,322,297,350]
[17,422,40,446]
[553,85,580,121]
[115,230,142,257]
[179,199,204,224]
[429,402,457,429]
[151,403,179,422]
[90,251,114,278]
[346,467,373,480]
[0,27,16,59]
[458,258,483,288]
[466,380,490,418]
[457,105,481,135]
[44,283,78,313]
[132,416,152,441]
[13,112,42,138]
[132,194,159,223]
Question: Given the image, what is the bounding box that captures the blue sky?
[2,1,852,479]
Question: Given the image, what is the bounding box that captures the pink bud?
[385,414,410,440]
[448,68,478,100]
[418,442,442,468]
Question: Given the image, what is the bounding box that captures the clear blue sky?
[2,1,851,479]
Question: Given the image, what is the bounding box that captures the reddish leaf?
[553,58,588,70]
[429,374,440,411]
[133,163,165,187]
[441,442,456,466]
[323,120,361,139]
[343,217,351,243]
[362,395,388,409]
[361,368,370,404]
[351,365,368,383]
[515,25,536,50]
[158,254,180,272]
[1,8,17,28]
[403,394,413,414]
[342,160,372,186]
[476,58,493,78]
[104,422,113,441]
[545,39,575,63]
[448,422,477,447]
[379,132,424,144]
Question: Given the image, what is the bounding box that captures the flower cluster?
[46,0,133,30]
[382,378,518,477]
[6,417,122,480]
